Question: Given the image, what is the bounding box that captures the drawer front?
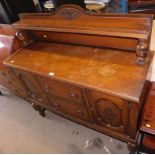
[86,89,129,134]
[37,76,85,105]
[48,95,90,122]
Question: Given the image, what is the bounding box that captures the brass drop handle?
[38,98,43,101]
[54,102,60,108]
[16,31,25,41]
[69,92,76,99]
[96,117,102,123]
[28,91,36,98]
[77,110,84,116]
[43,85,49,93]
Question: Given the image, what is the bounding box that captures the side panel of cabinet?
[85,89,130,134]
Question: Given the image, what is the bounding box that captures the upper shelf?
[13,5,153,40]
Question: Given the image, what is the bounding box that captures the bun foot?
[32,103,46,117]
[32,103,40,111]
[127,142,138,153]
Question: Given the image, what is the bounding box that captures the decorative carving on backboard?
[57,9,80,20]
[55,5,84,20]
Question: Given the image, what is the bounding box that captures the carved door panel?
[0,68,28,98]
[86,89,129,134]
[11,68,47,104]
[7,68,28,98]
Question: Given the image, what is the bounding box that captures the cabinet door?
[11,68,47,103]
[0,68,28,98]
[86,89,129,134]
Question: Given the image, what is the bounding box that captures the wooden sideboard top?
[4,41,153,103]
[13,5,153,40]
[140,83,155,135]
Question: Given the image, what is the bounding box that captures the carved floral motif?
[57,9,80,20]
[102,107,116,124]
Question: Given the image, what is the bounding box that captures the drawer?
[48,95,90,122]
[37,76,85,105]
[86,89,129,134]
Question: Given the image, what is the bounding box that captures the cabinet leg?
[32,103,40,111]
[32,103,46,117]
[0,90,2,95]
[127,142,138,153]
[39,107,46,117]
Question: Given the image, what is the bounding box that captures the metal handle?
[77,110,84,116]
[28,91,36,98]
[38,98,43,102]
[43,85,49,93]
[16,31,25,41]
[96,117,102,122]
[54,103,60,108]
[69,92,76,99]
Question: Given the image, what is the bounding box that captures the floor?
[0,87,129,154]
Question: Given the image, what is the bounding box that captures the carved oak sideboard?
[3,5,154,152]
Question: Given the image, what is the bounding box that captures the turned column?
[136,39,148,65]
[16,30,32,47]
